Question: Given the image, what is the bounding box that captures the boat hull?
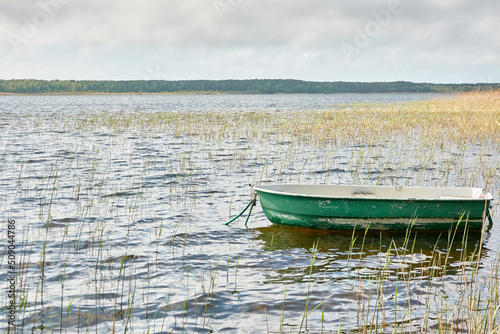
[253,185,493,231]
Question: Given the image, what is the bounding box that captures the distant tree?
[0,79,497,94]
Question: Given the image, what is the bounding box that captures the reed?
[23,91,498,148]
[1,91,499,333]
[288,228,500,333]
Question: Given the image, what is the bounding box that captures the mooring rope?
[487,208,494,226]
[225,193,257,226]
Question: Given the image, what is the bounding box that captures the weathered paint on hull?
[254,185,492,231]
[261,207,484,231]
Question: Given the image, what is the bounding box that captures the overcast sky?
[1,0,499,83]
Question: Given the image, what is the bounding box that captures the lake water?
[0,92,451,114]
[1,93,498,333]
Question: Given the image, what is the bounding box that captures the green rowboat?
[252,185,494,231]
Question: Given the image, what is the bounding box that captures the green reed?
[2,91,499,333]
[288,228,499,333]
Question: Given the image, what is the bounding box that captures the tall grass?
[278,223,500,334]
[1,91,499,333]
[55,90,500,146]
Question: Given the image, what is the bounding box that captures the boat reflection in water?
[251,224,492,331]
[253,224,490,284]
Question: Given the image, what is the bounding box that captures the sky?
[0,0,499,83]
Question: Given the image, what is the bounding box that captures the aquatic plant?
[0,91,499,333]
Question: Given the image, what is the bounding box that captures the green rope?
[487,208,494,226]
[244,200,255,227]
[225,200,254,226]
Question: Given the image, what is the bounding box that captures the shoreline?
[0,91,228,96]
[0,91,456,96]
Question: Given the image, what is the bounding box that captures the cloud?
[1,0,499,81]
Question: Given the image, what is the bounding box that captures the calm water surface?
[0,92,451,113]
[1,94,498,333]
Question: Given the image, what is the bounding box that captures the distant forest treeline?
[0,79,498,94]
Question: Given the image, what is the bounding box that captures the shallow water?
[0,92,450,114]
[1,93,499,333]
